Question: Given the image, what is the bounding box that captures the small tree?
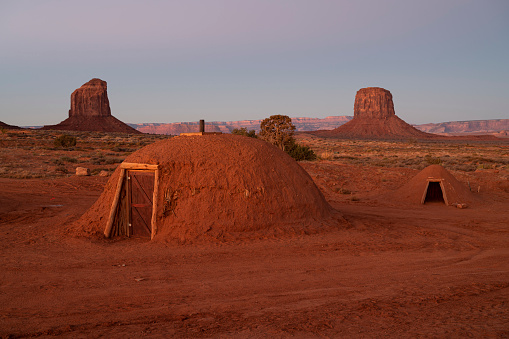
[231,127,257,138]
[259,115,296,151]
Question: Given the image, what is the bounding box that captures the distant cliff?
[414,119,509,135]
[130,116,353,135]
[128,117,508,137]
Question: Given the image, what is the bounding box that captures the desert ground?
[1,129,508,337]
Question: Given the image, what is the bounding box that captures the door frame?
[105,162,160,239]
[421,179,448,205]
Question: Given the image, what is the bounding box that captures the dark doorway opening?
[423,181,445,204]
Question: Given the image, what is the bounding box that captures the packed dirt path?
[1,168,508,337]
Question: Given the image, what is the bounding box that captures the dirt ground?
[1,132,508,338]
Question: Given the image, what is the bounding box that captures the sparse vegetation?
[286,140,317,161]
[54,134,77,148]
[232,127,257,138]
[294,135,508,172]
[259,115,316,161]
[425,155,442,165]
[0,129,507,179]
[0,129,168,178]
[318,151,334,160]
[259,115,296,151]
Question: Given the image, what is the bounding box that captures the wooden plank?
[121,163,159,170]
[151,168,159,240]
[129,171,154,238]
[179,132,222,136]
[421,180,430,204]
[125,172,131,236]
[104,168,126,238]
[439,181,449,206]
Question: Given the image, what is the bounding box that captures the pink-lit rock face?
[354,87,395,119]
[41,78,140,133]
[69,78,111,118]
[314,86,434,139]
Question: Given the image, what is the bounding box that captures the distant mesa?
[495,130,509,138]
[41,78,140,134]
[0,121,21,130]
[132,116,353,135]
[416,119,509,136]
[315,87,433,139]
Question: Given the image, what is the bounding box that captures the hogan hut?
[76,134,340,242]
[392,165,474,206]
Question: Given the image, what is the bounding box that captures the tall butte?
[42,78,140,133]
[317,87,432,139]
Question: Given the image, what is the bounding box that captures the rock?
[354,87,395,119]
[315,87,433,139]
[99,170,110,177]
[495,130,508,137]
[0,121,21,130]
[314,87,498,141]
[416,119,509,135]
[76,167,90,176]
[69,78,111,118]
[41,79,141,134]
[134,116,354,135]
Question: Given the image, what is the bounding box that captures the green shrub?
[55,165,68,174]
[54,134,76,148]
[60,156,78,163]
[286,141,317,161]
[52,158,64,165]
[232,128,257,138]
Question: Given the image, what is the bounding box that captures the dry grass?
[1,129,507,180]
[296,133,509,173]
[0,129,167,179]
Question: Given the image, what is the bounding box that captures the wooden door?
[128,170,155,238]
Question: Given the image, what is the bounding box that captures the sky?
[1,0,508,126]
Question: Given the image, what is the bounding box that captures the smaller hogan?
[391,165,474,206]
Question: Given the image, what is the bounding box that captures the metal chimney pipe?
[199,119,205,133]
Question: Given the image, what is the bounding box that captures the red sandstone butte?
[69,78,111,118]
[316,87,433,139]
[354,87,396,119]
[42,79,140,134]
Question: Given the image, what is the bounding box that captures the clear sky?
[1,0,508,126]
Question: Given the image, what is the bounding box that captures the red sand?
[1,161,508,337]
